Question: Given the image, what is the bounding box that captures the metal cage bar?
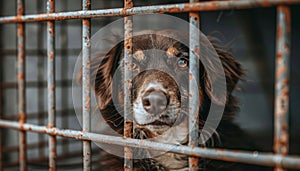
[123,0,134,170]
[17,0,27,170]
[0,0,300,23]
[47,0,57,170]
[274,5,291,171]
[189,0,200,170]
[0,0,298,170]
[1,120,300,169]
[82,0,92,170]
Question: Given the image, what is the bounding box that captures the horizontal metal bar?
[0,0,299,23]
[0,119,300,169]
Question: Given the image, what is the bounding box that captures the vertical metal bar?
[17,0,27,171]
[123,0,133,170]
[82,0,91,170]
[47,0,56,170]
[189,0,200,170]
[274,5,291,171]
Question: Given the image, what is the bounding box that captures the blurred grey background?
[0,0,299,170]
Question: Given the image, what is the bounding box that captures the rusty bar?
[0,120,300,169]
[0,0,300,23]
[82,0,92,170]
[274,5,291,171]
[47,0,56,170]
[189,0,200,170]
[17,0,27,170]
[123,0,133,170]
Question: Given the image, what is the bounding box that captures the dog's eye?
[177,58,188,69]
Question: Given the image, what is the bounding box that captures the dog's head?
[92,30,243,143]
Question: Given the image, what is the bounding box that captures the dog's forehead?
[132,34,185,60]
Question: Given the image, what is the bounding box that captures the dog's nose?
[142,90,169,115]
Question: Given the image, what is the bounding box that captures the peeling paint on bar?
[47,0,57,171]
[123,0,134,170]
[17,0,27,171]
[189,0,200,170]
[0,0,299,23]
[82,0,92,171]
[274,5,291,171]
[0,120,300,169]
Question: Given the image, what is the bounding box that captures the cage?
[0,0,300,171]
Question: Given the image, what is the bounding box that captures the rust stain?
[283,79,289,86]
[276,66,286,78]
[18,73,24,81]
[166,7,183,13]
[189,157,199,169]
[277,52,283,58]
[189,73,193,80]
[82,19,90,25]
[49,51,54,60]
[190,12,199,21]
[51,85,55,92]
[279,6,291,33]
[281,124,288,131]
[261,1,271,7]
[277,25,282,41]
[85,96,91,110]
[17,25,24,36]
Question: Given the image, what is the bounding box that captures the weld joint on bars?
[0,0,300,23]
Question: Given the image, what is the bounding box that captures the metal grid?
[0,0,299,171]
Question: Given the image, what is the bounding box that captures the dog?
[89,30,269,171]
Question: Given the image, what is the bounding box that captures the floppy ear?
[92,41,124,109]
[200,47,244,105]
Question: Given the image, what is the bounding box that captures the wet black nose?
[142,90,169,115]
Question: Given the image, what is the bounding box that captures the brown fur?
[89,30,270,171]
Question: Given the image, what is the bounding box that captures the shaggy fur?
[90,30,269,171]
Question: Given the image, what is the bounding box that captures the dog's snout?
[142,90,169,115]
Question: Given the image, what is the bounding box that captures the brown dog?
[91,30,268,171]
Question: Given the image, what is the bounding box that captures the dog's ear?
[200,47,244,105]
[92,41,124,109]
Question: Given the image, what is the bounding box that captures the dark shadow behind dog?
[83,30,271,171]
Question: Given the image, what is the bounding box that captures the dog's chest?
[152,118,189,170]
[154,153,188,171]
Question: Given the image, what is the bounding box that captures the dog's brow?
[133,50,145,61]
[166,46,179,58]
